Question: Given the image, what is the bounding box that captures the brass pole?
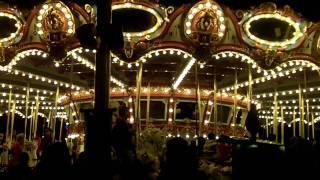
[293,108,296,137]
[24,84,29,139]
[6,89,12,142]
[233,70,237,136]
[10,101,16,144]
[281,106,284,144]
[273,90,278,143]
[213,75,217,135]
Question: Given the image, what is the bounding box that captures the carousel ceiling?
[0,0,320,125]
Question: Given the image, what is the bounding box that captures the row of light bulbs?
[5,49,48,69]
[214,51,319,92]
[263,98,320,105]
[259,110,320,115]
[0,92,49,100]
[69,47,126,88]
[112,48,194,70]
[255,86,320,99]
[0,82,54,96]
[0,65,82,92]
[15,106,64,110]
[242,13,306,50]
[185,1,225,37]
[128,96,135,124]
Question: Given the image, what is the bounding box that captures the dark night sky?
[1,0,319,21]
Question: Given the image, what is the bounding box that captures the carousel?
[0,0,319,167]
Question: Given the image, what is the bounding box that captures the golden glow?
[242,13,307,50]
[112,2,165,40]
[184,0,226,39]
[0,11,23,46]
[36,1,75,36]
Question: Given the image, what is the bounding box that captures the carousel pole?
[273,90,278,143]
[266,117,269,139]
[298,85,302,137]
[233,70,238,136]
[29,106,33,141]
[195,60,199,136]
[248,66,252,111]
[213,75,218,136]
[47,109,52,128]
[33,93,40,139]
[135,62,143,143]
[196,77,202,135]
[311,112,315,139]
[306,101,310,139]
[10,101,16,144]
[293,108,296,137]
[24,84,30,139]
[280,106,284,144]
[59,118,63,142]
[146,82,150,126]
[52,86,59,142]
[6,89,12,142]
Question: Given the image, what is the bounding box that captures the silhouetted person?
[74,152,90,179]
[38,128,53,157]
[158,138,207,180]
[33,142,73,180]
[111,121,142,179]
[197,137,206,156]
[7,152,31,180]
[245,104,260,142]
[10,133,25,167]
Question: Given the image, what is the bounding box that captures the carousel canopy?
[0,0,319,137]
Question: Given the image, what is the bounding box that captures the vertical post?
[197,81,202,134]
[293,109,296,137]
[298,85,302,137]
[266,117,269,139]
[29,106,33,141]
[248,66,252,111]
[135,63,143,140]
[33,93,40,139]
[146,82,150,126]
[59,119,63,141]
[195,60,199,136]
[10,101,16,144]
[280,106,284,144]
[90,1,112,177]
[233,70,237,136]
[213,75,217,136]
[311,112,315,139]
[24,84,29,139]
[6,89,12,142]
[52,87,59,142]
[306,102,310,139]
[273,90,278,143]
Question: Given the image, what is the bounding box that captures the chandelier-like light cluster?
[36,2,75,36]
[0,11,23,46]
[184,0,226,37]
